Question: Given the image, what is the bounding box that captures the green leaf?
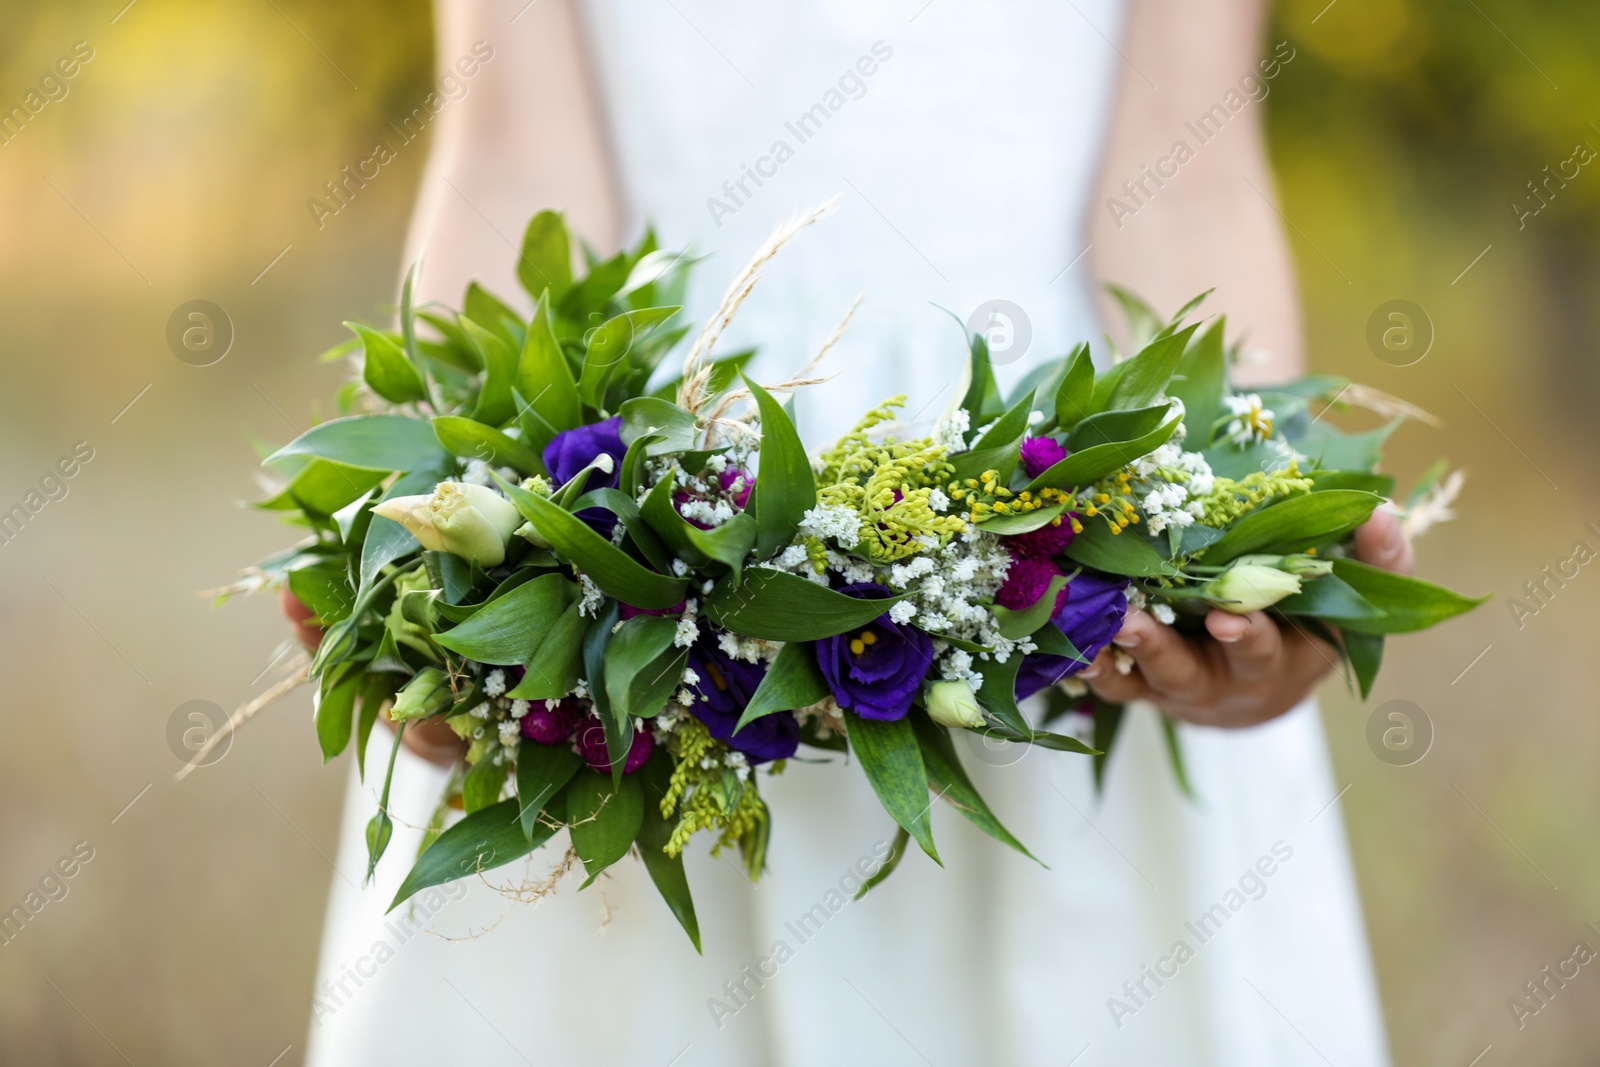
[1105,284,1164,352]
[516,743,582,838]
[514,293,583,450]
[463,758,510,815]
[315,663,362,761]
[359,469,443,594]
[287,560,354,623]
[1062,520,1180,578]
[1091,324,1197,413]
[1169,317,1226,447]
[604,615,691,722]
[1159,716,1194,798]
[266,414,450,473]
[973,388,1037,453]
[399,259,426,374]
[702,568,906,641]
[735,641,829,731]
[853,827,910,901]
[741,375,816,560]
[635,754,701,951]
[1200,490,1382,565]
[580,308,681,408]
[1054,343,1095,430]
[354,675,390,781]
[1330,558,1488,634]
[1276,573,1387,625]
[619,396,699,455]
[639,476,754,580]
[1341,628,1385,699]
[1025,409,1180,493]
[506,601,587,701]
[566,772,645,887]
[1065,402,1173,454]
[847,715,939,863]
[498,476,689,610]
[1289,419,1399,471]
[464,282,525,348]
[460,317,518,428]
[516,210,573,304]
[991,574,1068,639]
[1092,699,1126,793]
[389,798,557,911]
[977,501,1069,535]
[431,415,545,477]
[1311,470,1397,497]
[259,460,386,518]
[957,331,1005,427]
[350,322,426,404]
[974,654,1027,734]
[911,712,1036,862]
[434,573,578,662]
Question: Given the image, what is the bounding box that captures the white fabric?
[306,4,1390,1064]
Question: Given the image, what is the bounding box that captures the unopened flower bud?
[1203,563,1302,614]
[391,667,453,720]
[371,481,522,566]
[925,680,985,729]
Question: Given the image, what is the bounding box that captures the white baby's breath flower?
[483,669,507,698]
[1151,603,1176,625]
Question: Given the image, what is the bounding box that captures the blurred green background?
[0,0,1595,1063]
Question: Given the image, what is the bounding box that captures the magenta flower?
[1005,519,1077,559]
[996,556,1069,612]
[520,698,581,745]
[573,713,655,775]
[1019,435,1067,478]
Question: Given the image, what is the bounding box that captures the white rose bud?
[372,481,523,567]
[926,680,986,730]
[1203,563,1302,614]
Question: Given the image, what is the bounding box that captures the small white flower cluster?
[674,598,701,648]
[716,629,783,664]
[935,408,971,456]
[798,503,862,548]
[1128,442,1217,535]
[577,573,606,617]
[1224,393,1274,445]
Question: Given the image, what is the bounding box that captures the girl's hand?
[1081,510,1414,728]
[279,591,467,767]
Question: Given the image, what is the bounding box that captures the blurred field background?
[0,0,1596,1063]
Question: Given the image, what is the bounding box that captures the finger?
[1080,647,1151,704]
[279,589,323,651]
[1353,509,1414,576]
[386,711,466,767]
[1113,610,1210,696]
[1205,609,1283,683]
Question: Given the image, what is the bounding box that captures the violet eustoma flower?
[815,583,932,722]
[542,416,627,534]
[1014,571,1130,701]
[686,639,798,764]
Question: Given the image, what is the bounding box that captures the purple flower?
[1005,517,1077,558]
[686,639,798,764]
[815,583,932,722]
[520,698,580,745]
[1019,435,1067,478]
[996,556,1069,612]
[573,712,654,775]
[542,417,627,534]
[1014,571,1130,701]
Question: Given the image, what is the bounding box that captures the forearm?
[1086,0,1305,383]
[403,0,619,304]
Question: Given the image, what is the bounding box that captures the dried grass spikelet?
[174,647,311,781]
[698,291,864,448]
[1402,468,1466,539]
[1338,382,1443,428]
[678,200,837,415]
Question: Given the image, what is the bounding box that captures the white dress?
[306,4,1391,1064]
